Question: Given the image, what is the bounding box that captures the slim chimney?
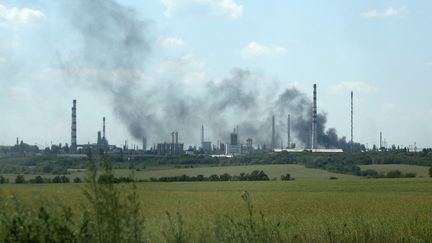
[103,117,106,139]
[380,132,382,149]
[236,125,239,142]
[71,100,77,153]
[201,124,204,144]
[350,91,353,153]
[271,115,275,149]
[311,84,317,149]
[175,131,179,154]
[171,132,175,145]
[142,136,147,151]
[287,114,291,149]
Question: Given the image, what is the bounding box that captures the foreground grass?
[1,178,432,242]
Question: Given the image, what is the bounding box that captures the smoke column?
[60,0,361,150]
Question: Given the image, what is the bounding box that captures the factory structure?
[67,84,347,157]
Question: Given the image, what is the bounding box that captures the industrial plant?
[61,84,349,157]
[0,83,426,158]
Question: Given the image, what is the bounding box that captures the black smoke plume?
[61,0,361,150]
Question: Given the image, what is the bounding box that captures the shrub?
[0,175,8,184]
[386,170,402,178]
[405,172,416,178]
[280,173,293,181]
[15,175,26,184]
[361,169,379,178]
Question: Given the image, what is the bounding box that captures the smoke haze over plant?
[59,0,360,149]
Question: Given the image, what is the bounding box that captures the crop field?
[1,164,359,182]
[1,178,432,242]
[359,164,431,177]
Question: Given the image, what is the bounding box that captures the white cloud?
[329,81,379,94]
[0,4,45,25]
[161,0,243,19]
[360,7,405,18]
[0,56,6,65]
[8,86,33,101]
[159,37,185,49]
[381,103,396,111]
[158,54,206,85]
[241,41,287,58]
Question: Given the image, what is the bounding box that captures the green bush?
[15,175,25,184]
[0,175,8,184]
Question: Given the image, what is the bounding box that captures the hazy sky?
[0,0,431,149]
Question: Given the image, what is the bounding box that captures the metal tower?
[351,91,353,153]
[71,100,77,153]
[271,115,276,149]
[311,84,317,149]
[287,114,291,149]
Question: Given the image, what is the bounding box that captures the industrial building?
[66,83,357,158]
[156,132,184,155]
[226,127,241,155]
[201,125,212,153]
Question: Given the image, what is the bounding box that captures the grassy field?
[1,178,432,242]
[359,164,431,177]
[1,164,359,182]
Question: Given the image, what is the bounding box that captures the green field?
[1,178,432,242]
[1,164,359,182]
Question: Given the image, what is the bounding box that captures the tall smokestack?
[350,91,353,153]
[236,125,239,142]
[380,132,382,149]
[311,84,317,149]
[142,136,147,151]
[287,114,291,149]
[175,131,179,154]
[201,124,204,144]
[171,132,175,145]
[71,100,77,153]
[271,115,275,149]
[103,117,106,139]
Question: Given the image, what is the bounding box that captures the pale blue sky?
[0,0,431,148]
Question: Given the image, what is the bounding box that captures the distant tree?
[208,174,219,181]
[61,175,70,183]
[0,175,8,184]
[386,170,402,178]
[220,173,232,181]
[257,170,269,181]
[34,175,45,184]
[405,173,416,178]
[280,173,292,181]
[362,169,379,178]
[73,177,82,183]
[52,176,61,183]
[15,175,26,184]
